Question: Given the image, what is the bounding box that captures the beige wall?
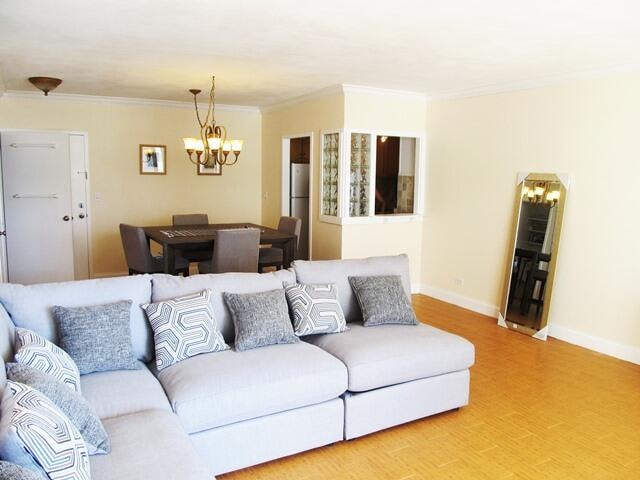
[423,74,640,350]
[261,93,344,260]
[0,96,262,275]
[341,91,427,286]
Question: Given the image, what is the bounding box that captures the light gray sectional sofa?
[0,254,474,479]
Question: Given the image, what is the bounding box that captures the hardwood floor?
[220,295,640,480]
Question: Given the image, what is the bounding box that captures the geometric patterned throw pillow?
[0,381,91,480]
[141,289,229,372]
[284,283,348,336]
[13,328,82,394]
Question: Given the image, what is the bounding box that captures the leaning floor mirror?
[498,173,569,340]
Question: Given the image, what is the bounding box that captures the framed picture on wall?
[140,145,167,175]
[197,159,222,176]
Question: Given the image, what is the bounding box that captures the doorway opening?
[281,134,312,260]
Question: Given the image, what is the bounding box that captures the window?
[374,136,415,215]
[319,130,423,224]
[321,132,340,217]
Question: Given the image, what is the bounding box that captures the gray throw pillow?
[223,289,299,351]
[349,275,418,326]
[0,460,43,480]
[52,300,140,375]
[5,363,109,455]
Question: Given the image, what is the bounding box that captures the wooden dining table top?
[143,222,295,245]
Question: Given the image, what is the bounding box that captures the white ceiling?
[1,0,639,106]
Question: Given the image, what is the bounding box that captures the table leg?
[164,243,176,275]
[282,238,295,269]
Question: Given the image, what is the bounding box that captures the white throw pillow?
[141,289,229,371]
[284,283,348,336]
[14,328,82,394]
[0,381,91,480]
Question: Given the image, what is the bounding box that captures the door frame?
[280,132,313,260]
[0,128,93,282]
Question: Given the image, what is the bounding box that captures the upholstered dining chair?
[198,228,260,274]
[172,213,209,226]
[258,216,302,273]
[119,224,189,276]
[172,213,212,262]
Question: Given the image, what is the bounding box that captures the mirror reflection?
[505,178,563,333]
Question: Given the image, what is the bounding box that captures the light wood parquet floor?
[220,295,640,480]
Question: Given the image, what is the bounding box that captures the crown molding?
[341,84,427,102]
[1,90,260,113]
[261,83,428,113]
[260,85,344,113]
[430,63,640,101]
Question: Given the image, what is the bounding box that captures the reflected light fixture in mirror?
[498,173,569,340]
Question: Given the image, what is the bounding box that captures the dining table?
[143,223,297,274]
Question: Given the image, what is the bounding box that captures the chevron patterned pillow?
[0,381,91,480]
[284,283,348,336]
[13,328,82,394]
[141,289,229,371]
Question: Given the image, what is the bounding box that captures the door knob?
[62,215,71,221]
[78,213,85,219]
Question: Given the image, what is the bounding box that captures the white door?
[0,131,89,284]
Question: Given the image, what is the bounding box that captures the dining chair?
[172,213,209,226]
[119,224,189,276]
[172,213,211,262]
[198,228,260,274]
[258,216,302,273]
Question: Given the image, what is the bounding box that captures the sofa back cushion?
[0,306,14,364]
[292,254,412,322]
[0,275,154,362]
[151,270,295,344]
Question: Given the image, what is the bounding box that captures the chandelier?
[182,76,243,167]
[523,182,560,205]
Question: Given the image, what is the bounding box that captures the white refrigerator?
[290,164,309,260]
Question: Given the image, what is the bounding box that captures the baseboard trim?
[418,284,500,318]
[419,284,640,366]
[547,324,640,365]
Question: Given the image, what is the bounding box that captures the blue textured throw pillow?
[52,300,140,374]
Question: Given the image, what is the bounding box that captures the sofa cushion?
[90,409,212,480]
[0,381,91,480]
[151,269,295,344]
[0,461,43,480]
[305,323,475,392]
[156,342,348,434]
[0,275,154,362]
[141,289,229,372]
[80,361,170,420]
[349,275,418,326]
[53,300,140,375]
[284,283,348,336]
[6,363,109,455]
[223,289,299,351]
[292,255,411,322]
[14,328,82,394]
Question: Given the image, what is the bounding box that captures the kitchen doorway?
[281,133,312,260]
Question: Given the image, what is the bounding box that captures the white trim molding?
[419,284,640,365]
[261,84,428,114]
[1,90,260,113]
[547,324,640,366]
[419,284,500,318]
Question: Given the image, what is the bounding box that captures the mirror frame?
[498,172,569,340]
